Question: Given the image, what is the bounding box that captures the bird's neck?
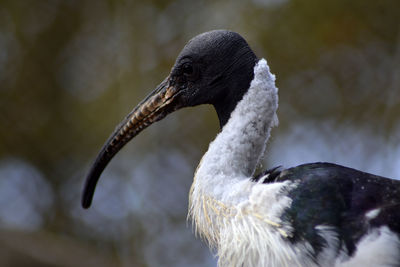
[213,84,252,129]
[190,57,278,205]
[188,58,280,258]
[212,54,258,129]
[199,58,278,182]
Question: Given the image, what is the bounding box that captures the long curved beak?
[82,78,182,208]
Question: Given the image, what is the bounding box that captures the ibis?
[82,30,400,266]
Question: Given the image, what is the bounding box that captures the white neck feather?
[209,58,278,178]
[188,59,301,266]
[190,58,279,203]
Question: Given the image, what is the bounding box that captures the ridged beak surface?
[82,78,181,208]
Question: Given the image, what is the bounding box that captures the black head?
[82,30,258,208]
[171,30,258,126]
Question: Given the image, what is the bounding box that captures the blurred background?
[0,0,399,266]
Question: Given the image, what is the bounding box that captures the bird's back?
[273,162,400,265]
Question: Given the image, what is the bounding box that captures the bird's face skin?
[82,30,257,208]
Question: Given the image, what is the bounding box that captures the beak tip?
[81,152,108,210]
[81,198,91,209]
[81,190,93,209]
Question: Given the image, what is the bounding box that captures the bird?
[81,30,400,266]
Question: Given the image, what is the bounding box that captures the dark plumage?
[277,163,400,259]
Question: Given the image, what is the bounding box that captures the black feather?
[276,162,400,259]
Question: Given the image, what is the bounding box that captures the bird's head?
[82,30,258,208]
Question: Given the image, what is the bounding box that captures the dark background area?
[0,0,399,266]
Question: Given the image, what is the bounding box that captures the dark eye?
[182,63,193,76]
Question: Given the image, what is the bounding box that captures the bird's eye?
[182,63,194,76]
